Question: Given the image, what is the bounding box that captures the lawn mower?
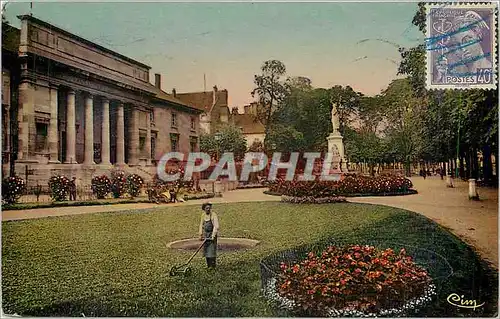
[169,238,211,276]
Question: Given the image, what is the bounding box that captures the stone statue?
[331,103,340,133]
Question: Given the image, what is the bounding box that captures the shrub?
[275,245,433,316]
[48,175,71,202]
[111,170,127,198]
[126,174,144,198]
[91,175,111,199]
[1,176,26,204]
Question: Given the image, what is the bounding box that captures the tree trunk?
[472,147,479,180]
[459,154,465,179]
[405,159,411,177]
[482,145,492,183]
[464,148,470,179]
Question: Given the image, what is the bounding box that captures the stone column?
[17,81,34,161]
[101,98,111,165]
[128,107,139,166]
[83,94,95,165]
[116,103,125,165]
[48,86,60,163]
[145,110,152,166]
[65,89,77,163]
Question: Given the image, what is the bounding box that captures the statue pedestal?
[327,132,348,172]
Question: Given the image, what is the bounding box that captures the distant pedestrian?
[69,177,77,201]
[439,168,444,180]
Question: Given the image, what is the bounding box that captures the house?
[1,15,203,185]
[175,86,230,135]
[231,102,266,147]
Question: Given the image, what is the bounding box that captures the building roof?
[233,114,265,134]
[176,89,228,113]
[176,91,213,112]
[2,23,20,53]
[150,85,204,113]
[17,15,151,70]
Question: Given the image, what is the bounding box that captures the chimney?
[172,88,177,97]
[155,73,161,89]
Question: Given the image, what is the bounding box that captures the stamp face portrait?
[425,3,497,90]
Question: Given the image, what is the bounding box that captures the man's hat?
[202,202,212,210]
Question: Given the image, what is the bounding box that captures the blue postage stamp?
[425,3,497,90]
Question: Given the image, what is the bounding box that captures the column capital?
[84,92,94,100]
[101,97,110,104]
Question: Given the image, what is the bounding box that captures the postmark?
[425,3,498,90]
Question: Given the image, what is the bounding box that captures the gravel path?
[2,177,497,266]
[349,177,498,267]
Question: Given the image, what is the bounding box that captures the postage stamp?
[425,3,498,90]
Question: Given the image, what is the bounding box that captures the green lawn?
[2,202,498,317]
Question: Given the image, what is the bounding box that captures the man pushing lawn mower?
[199,202,219,268]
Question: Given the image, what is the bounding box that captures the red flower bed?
[268,174,413,197]
[276,245,432,316]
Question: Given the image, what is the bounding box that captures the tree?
[398,2,499,183]
[199,124,247,161]
[266,124,305,154]
[251,60,288,146]
[329,85,363,136]
[273,82,331,152]
[344,127,384,176]
[380,79,425,176]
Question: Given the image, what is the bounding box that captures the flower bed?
[281,195,346,204]
[126,174,144,198]
[91,175,111,199]
[48,175,71,202]
[1,176,26,205]
[111,170,127,198]
[267,174,415,197]
[262,244,438,317]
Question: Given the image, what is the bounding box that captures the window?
[190,117,196,131]
[170,133,179,152]
[151,135,156,160]
[190,137,198,152]
[150,111,155,126]
[139,136,146,151]
[171,112,177,128]
[35,122,48,152]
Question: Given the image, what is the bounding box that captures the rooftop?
[17,14,151,70]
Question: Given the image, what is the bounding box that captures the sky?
[4,1,424,109]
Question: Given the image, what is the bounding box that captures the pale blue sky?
[5,2,423,108]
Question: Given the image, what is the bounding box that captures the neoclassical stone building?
[2,15,203,185]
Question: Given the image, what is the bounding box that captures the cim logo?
[446,293,485,310]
